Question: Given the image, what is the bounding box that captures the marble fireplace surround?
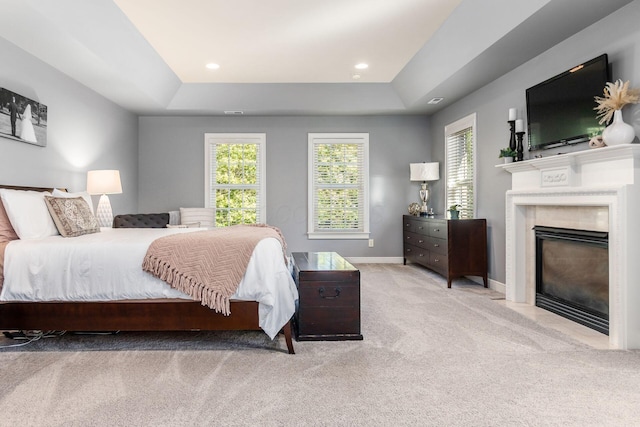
[499,145,640,349]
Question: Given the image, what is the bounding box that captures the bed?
[0,185,297,354]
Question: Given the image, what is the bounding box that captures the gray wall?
[138,115,431,257]
[428,0,640,283]
[0,36,139,215]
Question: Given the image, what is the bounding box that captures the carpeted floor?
[1,263,639,426]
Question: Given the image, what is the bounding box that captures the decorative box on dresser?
[291,252,363,341]
[403,215,488,288]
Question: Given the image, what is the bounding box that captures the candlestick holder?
[516,131,525,161]
[508,120,516,151]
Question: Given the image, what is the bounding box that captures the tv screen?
[526,54,609,151]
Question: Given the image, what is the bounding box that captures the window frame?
[204,133,266,225]
[444,113,477,219]
[307,132,370,240]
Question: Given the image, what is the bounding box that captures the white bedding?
[0,227,298,339]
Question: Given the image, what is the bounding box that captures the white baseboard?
[466,276,505,294]
[344,258,507,295]
[489,279,506,294]
[345,257,404,264]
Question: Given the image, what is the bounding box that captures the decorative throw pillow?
[166,222,201,229]
[44,196,100,237]
[0,189,59,239]
[52,188,94,214]
[0,200,19,243]
[180,207,215,228]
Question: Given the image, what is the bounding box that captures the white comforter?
[0,227,298,339]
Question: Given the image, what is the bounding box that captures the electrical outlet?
[368,239,374,247]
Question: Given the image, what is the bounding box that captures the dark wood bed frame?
[0,185,294,354]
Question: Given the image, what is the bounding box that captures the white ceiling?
[0,0,634,116]
[114,0,462,84]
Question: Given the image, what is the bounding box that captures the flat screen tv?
[526,54,609,151]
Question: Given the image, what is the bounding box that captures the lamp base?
[95,194,113,228]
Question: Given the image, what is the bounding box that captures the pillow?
[43,196,100,237]
[52,188,94,214]
[180,207,215,228]
[0,199,19,243]
[0,189,59,239]
[168,210,180,225]
[166,222,200,229]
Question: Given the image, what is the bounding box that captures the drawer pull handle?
[433,228,440,232]
[419,253,425,257]
[434,258,440,262]
[433,243,439,247]
[406,248,412,252]
[319,287,341,299]
[418,239,424,243]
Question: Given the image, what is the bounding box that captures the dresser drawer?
[428,236,448,256]
[404,243,428,261]
[429,251,448,275]
[428,220,447,239]
[404,231,429,250]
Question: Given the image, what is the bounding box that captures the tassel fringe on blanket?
[142,224,287,315]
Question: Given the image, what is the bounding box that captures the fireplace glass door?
[534,226,609,334]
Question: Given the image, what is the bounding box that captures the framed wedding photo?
[0,88,47,147]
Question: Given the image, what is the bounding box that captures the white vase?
[602,110,636,146]
[503,157,513,164]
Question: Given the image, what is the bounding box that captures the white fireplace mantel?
[498,144,640,349]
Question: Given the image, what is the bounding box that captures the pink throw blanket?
[142,224,287,315]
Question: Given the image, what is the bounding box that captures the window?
[308,133,369,239]
[204,133,266,226]
[445,114,476,219]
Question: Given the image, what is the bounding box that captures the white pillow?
[180,207,215,228]
[168,210,180,225]
[0,189,59,239]
[52,188,94,214]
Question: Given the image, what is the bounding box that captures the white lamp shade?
[86,170,123,195]
[410,162,439,181]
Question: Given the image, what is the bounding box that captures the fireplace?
[534,226,609,334]
[500,144,640,349]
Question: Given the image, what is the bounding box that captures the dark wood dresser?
[403,215,488,288]
[291,252,363,341]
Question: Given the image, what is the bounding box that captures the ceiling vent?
[427,97,444,104]
[224,110,244,115]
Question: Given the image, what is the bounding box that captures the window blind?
[445,114,476,219]
[308,133,369,239]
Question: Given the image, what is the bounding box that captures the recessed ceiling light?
[354,63,368,70]
[352,73,362,80]
[428,97,444,104]
[206,63,220,70]
[224,110,243,115]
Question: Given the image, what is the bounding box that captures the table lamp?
[410,162,439,216]
[87,169,122,227]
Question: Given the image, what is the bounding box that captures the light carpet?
[1,263,639,427]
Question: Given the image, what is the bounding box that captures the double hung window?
[444,114,476,219]
[308,133,369,239]
[204,133,266,226]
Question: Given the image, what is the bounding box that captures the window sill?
[307,232,370,240]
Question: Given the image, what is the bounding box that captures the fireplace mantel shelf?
[496,144,640,173]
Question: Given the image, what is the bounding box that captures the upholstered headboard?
[112,213,170,228]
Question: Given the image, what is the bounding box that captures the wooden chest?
[292,252,363,341]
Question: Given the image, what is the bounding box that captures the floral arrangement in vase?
[594,79,640,146]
